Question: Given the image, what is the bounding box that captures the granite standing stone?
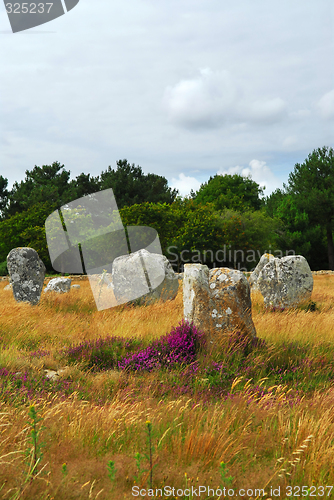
[43,277,72,294]
[112,249,179,306]
[249,253,275,291]
[183,264,257,345]
[257,255,313,308]
[7,247,46,305]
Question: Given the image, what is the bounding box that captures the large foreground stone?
[7,247,46,305]
[183,264,257,344]
[44,277,72,294]
[249,253,275,291]
[112,249,179,306]
[257,255,313,308]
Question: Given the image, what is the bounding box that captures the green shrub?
[0,260,8,276]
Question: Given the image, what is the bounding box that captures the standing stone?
[7,247,46,305]
[249,253,275,291]
[112,249,179,306]
[183,264,257,344]
[43,277,72,294]
[257,255,313,308]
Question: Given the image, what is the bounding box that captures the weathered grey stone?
[112,249,179,306]
[44,277,72,294]
[7,247,46,305]
[71,284,81,289]
[257,255,313,308]
[183,264,257,343]
[175,272,184,281]
[249,253,275,291]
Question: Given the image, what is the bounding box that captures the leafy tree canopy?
[3,162,73,217]
[0,175,9,218]
[285,146,334,270]
[99,159,179,209]
[192,173,265,212]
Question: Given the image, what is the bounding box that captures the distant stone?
[4,283,12,290]
[71,284,80,289]
[7,247,46,305]
[249,253,275,291]
[112,249,179,306]
[257,255,313,308]
[44,277,72,294]
[183,264,257,344]
[44,367,69,380]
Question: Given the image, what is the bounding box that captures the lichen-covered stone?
[43,277,72,294]
[183,264,257,344]
[249,253,275,291]
[257,255,313,308]
[7,247,46,305]
[112,249,179,306]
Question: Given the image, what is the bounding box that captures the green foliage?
[0,175,9,219]
[4,162,72,218]
[217,208,281,268]
[107,460,116,483]
[119,201,184,255]
[192,173,265,212]
[100,159,179,209]
[264,187,286,218]
[0,260,8,276]
[0,200,58,271]
[219,461,234,486]
[119,199,281,271]
[285,146,334,270]
[134,421,158,488]
[265,187,329,270]
[26,405,46,478]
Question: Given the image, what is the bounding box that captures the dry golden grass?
[0,275,333,499]
[251,275,334,347]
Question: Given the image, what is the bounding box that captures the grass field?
[0,274,333,499]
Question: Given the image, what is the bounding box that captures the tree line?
[0,146,333,275]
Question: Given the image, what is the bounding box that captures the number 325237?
[5,3,53,14]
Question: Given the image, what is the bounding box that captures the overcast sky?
[1,0,333,201]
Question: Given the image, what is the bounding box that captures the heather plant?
[64,336,144,371]
[0,368,80,405]
[118,319,205,372]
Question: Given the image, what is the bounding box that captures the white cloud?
[282,135,298,150]
[169,173,201,197]
[217,159,281,195]
[316,90,334,119]
[163,68,288,129]
[289,109,311,119]
[239,97,287,123]
[162,68,239,129]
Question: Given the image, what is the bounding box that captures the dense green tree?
[273,194,328,270]
[0,201,58,271]
[0,175,9,219]
[213,208,282,270]
[3,162,72,217]
[285,146,334,270]
[192,173,265,212]
[66,172,101,201]
[264,188,286,218]
[99,159,179,209]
